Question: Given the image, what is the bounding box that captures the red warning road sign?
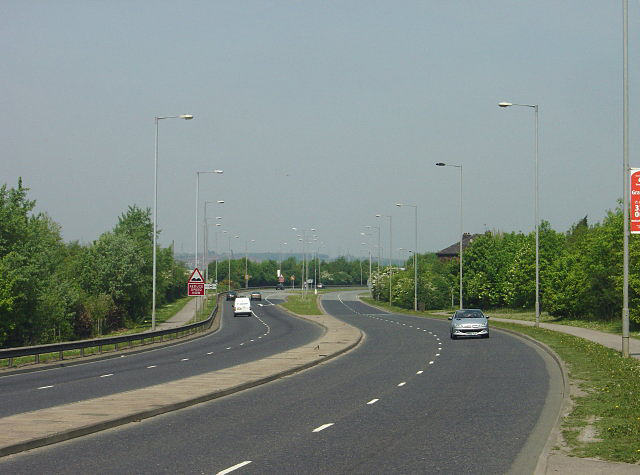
[188,268,205,296]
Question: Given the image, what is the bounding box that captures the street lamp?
[213,221,222,285]
[623,0,631,357]
[361,242,372,285]
[152,113,193,331]
[195,170,223,270]
[203,204,224,284]
[396,202,418,311]
[245,239,256,288]
[292,227,316,297]
[376,214,393,305]
[436,162,463,309]
[226,233,239,292]
[365,225,381,269]
[499,101,540,327]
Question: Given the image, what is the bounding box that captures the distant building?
[436,233,483,260]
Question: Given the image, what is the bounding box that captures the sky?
[2,1,637,260]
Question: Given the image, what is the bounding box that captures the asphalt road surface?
[0,293,322,417]
[0,292,555,474]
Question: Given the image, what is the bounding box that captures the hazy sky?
[2,1,636,260]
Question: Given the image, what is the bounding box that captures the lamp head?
[435,162,446,167]
[179,114,194,120]
[217,200,224,204]
[498,102,512,108]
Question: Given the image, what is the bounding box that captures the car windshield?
[455,310,484,319]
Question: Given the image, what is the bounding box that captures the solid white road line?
[367,399,379,405]
[312,423,335,433]
[217,461,252,474]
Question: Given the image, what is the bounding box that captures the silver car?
[448,309,490,339]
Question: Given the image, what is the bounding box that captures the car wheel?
[450,333,456,340]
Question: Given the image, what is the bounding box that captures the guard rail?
[0,294,220,368]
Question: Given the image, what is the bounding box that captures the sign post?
[188,268,205,296]
[631,169,640,234]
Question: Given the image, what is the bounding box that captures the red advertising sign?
[631,169,640,234]
[187,268,205,296]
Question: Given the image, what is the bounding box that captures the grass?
[491,321,640,463]
[361,294,640,463]
[280,293,323,315]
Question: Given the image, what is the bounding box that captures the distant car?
[233,297,252,317]
[226,290,237,301]
[449,309,489,339]
[316,283,324,289]
[250,291,262,301]
[276,283,284,290]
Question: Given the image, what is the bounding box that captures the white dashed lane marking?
[313,423,335,433]
[216,461,252,474]
[37,385,53,390]
[100,374,113,378]
[367,399,379,405]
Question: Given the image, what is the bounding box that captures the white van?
[233,297,252,317]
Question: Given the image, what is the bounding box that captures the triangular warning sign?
[188,268,204,283]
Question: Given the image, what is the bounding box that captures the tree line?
[371,206,640,324]
[0,180,186,348]
[209,255,370,290]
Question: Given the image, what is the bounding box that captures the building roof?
[436,233,482,258]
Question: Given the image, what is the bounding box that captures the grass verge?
[280,293,323,315]
[492,321,640,463]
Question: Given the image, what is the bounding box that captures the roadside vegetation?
[494,321,640,463]
[211,255,369,290]
[370,206,640,335]
[0,179,370,348]
[280,293,323,315]
[0,180,188,348]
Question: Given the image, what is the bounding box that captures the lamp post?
[152,113,193,331]
[498,101,540,327]
[396,203,418,311]
[203,204,224,283]
[365,225,381,269]
[436,162,463,309]
[623,0,630,357]
[376,214,393,305]
[279,241,287,280]
[213,223,222,285]
[361,242,372,285]
[226,233,239,292]
[245,239,255,288]
[292,227,316,297]
[195,170,223,270]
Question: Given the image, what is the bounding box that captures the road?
[0,293,322,417]
[0,291,560,474]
